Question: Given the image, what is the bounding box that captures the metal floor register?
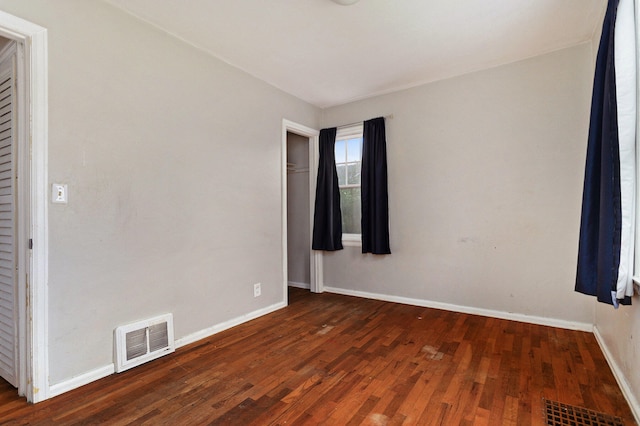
[543,399,625,426]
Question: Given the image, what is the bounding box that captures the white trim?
[175,301,286,348]
[48,364,115,399]
[593,326,640,424]
[0,11,48,403]
[342,233,362,247]
[288,281,310,290]
[282,119,323,299]
[324,286,594,332]
[14,40,27,398]
[309,136,323,293]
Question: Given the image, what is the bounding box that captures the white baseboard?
[48,364,115,398]
[288,281,310,289]
[593,326,640,424]
[323,286,593,332]
[175,301,287,348]
[47,301,287,399]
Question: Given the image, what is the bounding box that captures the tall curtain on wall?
[312,127,343,251]
[575,0,637,306]
[361,117,391,254]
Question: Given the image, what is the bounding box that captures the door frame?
[0,11,48,403]
[282,119,322,296]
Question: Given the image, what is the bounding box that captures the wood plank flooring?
[0,288,635,425]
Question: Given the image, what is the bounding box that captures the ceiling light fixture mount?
[331,0,360,5]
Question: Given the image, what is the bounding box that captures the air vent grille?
[115,313,175,372]
[149,322,169,353]
[125,328,147,361]
[543,399,625,426]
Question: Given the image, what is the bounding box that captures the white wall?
[595,303,640,417]
[321,43,595,326]
[286,133,311,287]
[0,0,319,385]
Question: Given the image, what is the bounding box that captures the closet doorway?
[281,120,321,300]
[286,132,311,290]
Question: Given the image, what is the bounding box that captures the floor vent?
[115,313,175,373]
[543,399,625,426]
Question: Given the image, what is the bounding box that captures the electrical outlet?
[253,283,261,298]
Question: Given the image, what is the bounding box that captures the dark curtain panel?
[361,117,391,254]
[312,128,343,251]
[575,0,631,306]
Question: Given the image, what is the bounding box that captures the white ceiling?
[105,0,606,108]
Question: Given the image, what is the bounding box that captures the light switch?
[52,184,68,204]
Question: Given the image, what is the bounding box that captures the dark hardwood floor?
[0,288,635,425]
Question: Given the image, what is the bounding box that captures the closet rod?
[336,114,394,129]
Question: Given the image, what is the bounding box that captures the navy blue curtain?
[361,117,391,254]
[575,0,631,306]
[312,128,343,251]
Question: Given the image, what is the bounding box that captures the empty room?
[0,0,638,424]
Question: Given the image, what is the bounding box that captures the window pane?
[347,138,362,162]
[340,187,361,234]
[347,162,361,185]
[335,139,346,163]
[336,164,346,186]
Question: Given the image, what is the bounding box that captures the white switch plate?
[52,184,68,204]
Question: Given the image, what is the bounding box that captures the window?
[335,124,363,244]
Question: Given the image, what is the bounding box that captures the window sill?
[342,234,361,247]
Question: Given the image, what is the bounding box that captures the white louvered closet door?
[0,50,17,388]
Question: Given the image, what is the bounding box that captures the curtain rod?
[336,114,394,129]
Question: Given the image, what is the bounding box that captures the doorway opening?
[281,120,321,302]
[286,132,311,290]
